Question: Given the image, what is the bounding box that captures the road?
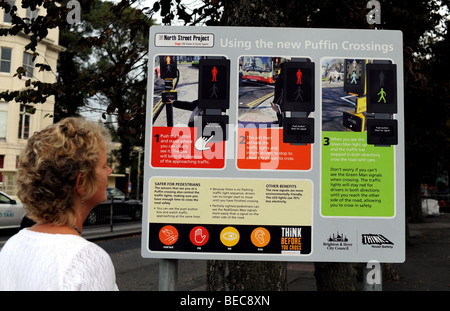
[153,63,199,127]
[238,81,278,125]
[321,82,368,132]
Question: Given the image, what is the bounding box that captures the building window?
[26,7,39,24]
[0,102,7,141]
[23,52,34,78]
[0,155,4,185]
[0,47,12,73]
[18,104,32,140]
[3,0,15,23]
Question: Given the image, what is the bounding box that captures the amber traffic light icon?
[366,63,397,113]
[159,55,178,79]
[198,58,230,110]
[282,61,315,112]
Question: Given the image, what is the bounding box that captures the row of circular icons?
[159,225,271,248]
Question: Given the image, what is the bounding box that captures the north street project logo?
[323,231,353,251]
[155,33,214,47]
[361,233,394,249]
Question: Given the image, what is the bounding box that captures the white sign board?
[142,26,405,263]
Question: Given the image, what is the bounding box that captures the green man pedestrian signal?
[159,55,178,79]
[366,63,397,113]
[198,58,230,110]
[282,61,315,112]
[344,59,366,96]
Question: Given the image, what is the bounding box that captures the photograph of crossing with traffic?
[152,55,289,129]
[321,58,368,132]
[238,56,283,127]
[152,56,201,127]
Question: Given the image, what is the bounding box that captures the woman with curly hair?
[0,118,118,290]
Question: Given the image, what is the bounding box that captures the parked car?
[438,196,450,213]
[0,191,34,229]
[84,187,142,225]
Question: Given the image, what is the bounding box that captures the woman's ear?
[76,172,87,197]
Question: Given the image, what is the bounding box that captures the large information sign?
[142,26,405,263]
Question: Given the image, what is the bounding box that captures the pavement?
[82,212,450,291]
[287,212,450,291]
[382,213,450,291]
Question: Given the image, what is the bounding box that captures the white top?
[0,228,118,291]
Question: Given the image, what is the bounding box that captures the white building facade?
[0,3,64,196]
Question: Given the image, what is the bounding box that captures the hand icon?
[194,228,207,244]
[190,226,209,246]
[194,135,214,151]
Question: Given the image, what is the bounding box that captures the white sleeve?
[63,243,119,291]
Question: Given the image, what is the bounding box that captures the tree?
[73,0,151,172]
[0,0,153,174]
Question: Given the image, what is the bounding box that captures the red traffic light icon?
[212,66,218,82]
[296,69,302,85]
[282,61,315,112]
[198,58,230,109]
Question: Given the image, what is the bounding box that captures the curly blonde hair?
[16,117,111,226]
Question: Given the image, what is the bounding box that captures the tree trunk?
[314,262,357,291]
[207,261,287,291]
[405,167,424,223]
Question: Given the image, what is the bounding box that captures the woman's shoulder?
[4,228,99,255]
[2,228,112,266]
[64,236,118,290]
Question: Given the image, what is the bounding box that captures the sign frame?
[142,26,405,263]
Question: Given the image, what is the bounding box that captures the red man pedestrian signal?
[296,69,302,84]
[159,55,178,79]
[366,63,397,113]
[211,66,217,82]
[198,58,230,109]
[283,61,315,112]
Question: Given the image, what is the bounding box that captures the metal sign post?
[159,259,178,291]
